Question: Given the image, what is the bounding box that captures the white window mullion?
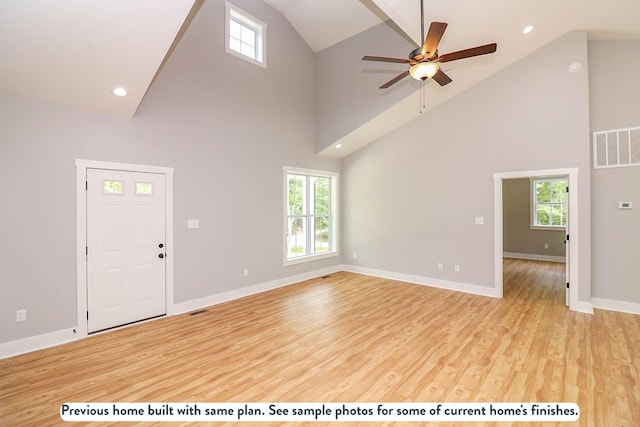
[305,175,312,256]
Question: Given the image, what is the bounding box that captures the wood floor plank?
[1,259,639,426]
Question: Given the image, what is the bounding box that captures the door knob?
[159,243,164,248]
[158,253,165,259]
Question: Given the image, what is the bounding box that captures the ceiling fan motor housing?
[410,46,436,61]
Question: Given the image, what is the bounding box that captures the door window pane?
[135,182,153,196]
[103,180,124,195]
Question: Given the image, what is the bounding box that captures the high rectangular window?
[284,167,338,265]
[225,1,266,67]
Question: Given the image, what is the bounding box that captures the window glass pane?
[551,180,566,203]
[550,204,565,226]
[287,217,306,258]
[241,44,255,59]
[103,180,124,195]
[229,38,242,54]
[135,182,153,196]
[312,177,330,215]
[240,26,256,46]
[287,175,305,216]
[313,216,330,253]
[230,19,241,39]
[536,181,550,203]
[536,205,550,225]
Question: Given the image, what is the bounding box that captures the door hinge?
[86,311,89,320]
[566,186,569,193]
[566,282,570,289]
[566,234,570,241]
[86,181,88,191]
[86,246,88,256]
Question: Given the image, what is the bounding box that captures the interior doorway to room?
[76,160,174,337]
[493,168,578,310]
[502,176,569,306]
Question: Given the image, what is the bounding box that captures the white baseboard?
[9,266,635,360]
[504,252,566,263]
[0,328,77,360]
[343,265,501,298]
[171,265,343,315]
[572,300,594,314]
[592,298,640,315]
[1,266,343,360]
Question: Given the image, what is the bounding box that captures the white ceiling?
[0,0,196,117]
[1,0,639,130]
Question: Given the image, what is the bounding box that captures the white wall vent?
[593,126,640,169]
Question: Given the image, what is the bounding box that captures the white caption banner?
[60,402,580,422]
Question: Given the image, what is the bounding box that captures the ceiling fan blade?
[362,55,413,64]
[432,68,452,86]
[421,22,448,59]
[380,70,410,89]
[437,43,497,63]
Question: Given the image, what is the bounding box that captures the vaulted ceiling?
[1,0,639,154]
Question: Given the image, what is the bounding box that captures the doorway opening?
[493,168,579,310]
[502,175,568,305]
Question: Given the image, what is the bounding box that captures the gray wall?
[589,40,640,303]
[0,0,340,343]
[503,178,566,258]
[342,31,592,301]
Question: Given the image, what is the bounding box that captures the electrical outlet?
[544,243,549,249]
[16,309,26,322]
[352,252,357,259]
[454,265,460,273]
[243,268,249,277]
[438,263,443,271]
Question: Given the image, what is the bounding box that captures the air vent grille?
[593,126,640,169]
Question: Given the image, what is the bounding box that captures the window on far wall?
[284,167,338,265]
[531,178,567,229]
[225,1,266,67]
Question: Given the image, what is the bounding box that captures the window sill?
[530,226,566,231]
[283,251,339,267]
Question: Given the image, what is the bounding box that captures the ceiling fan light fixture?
[409,62,439,81]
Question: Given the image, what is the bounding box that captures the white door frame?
[76,159,175,338]
[493,167,581,311]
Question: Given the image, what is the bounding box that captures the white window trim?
[283,166,339,266]
[225,1,267,68]
[530,177,567,230]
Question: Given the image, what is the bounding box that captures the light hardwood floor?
[1,259,639,426]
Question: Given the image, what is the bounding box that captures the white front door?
[86,169,166,333]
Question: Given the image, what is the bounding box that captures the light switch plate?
[475,216,484,225]
[187,219,200,229]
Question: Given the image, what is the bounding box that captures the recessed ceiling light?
[335,143,343,149]
[112,87,128,97]
[522,25,535,35]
